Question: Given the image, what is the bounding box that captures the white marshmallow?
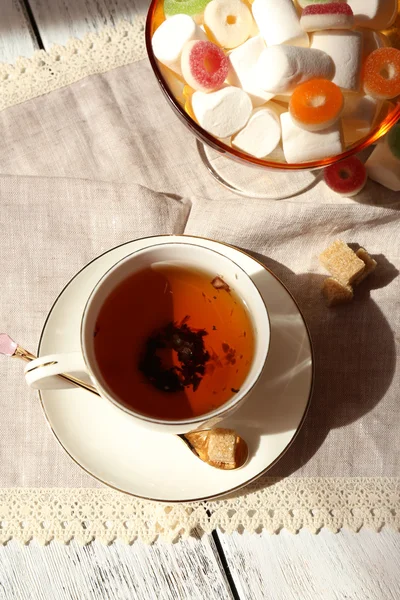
[311,31,363,92]
[254,46,334,94]
[252,0,309,48]
[342,94,380,130]
[280,112,343,163]
[228,36,274,107]
[204,0,253,49]
[359,29,387,61]
[347,0,397,30]
[192,86,252,138]
[232,107,281,157]
[366,142,400,192]
[152,14,206,75]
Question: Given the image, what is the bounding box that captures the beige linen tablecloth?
[0,23,399,543]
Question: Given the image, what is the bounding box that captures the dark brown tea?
[93,265,255,420]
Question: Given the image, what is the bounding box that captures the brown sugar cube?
[322,277,354,307]
[354,248,377,285]
[319,239,365,285]
[206,428,237,468]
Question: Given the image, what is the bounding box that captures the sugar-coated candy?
[252,0,309,48]
[342,94,380,130]
[164,0,212,20]
[366,123,400,191]
[204,0,253,49]
[347,0,397,30]
[297,0,346,7]
[363,48,400,100]
[311,31,363,92]
[181,40,229,91]
[280,112,343,163]
[228,35,274,107]
[232,107,281,157]
[300,3,354,32]
[289,79,343,132]
[152,14,206,75]
[324,156,367,197]
[192,86,252,137]
[255,46,334,94]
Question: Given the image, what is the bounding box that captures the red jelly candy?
[181,40,229,92]
[324,156,367,197]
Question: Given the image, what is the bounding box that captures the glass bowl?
[145,0,400,195]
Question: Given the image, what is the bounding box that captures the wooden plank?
[0,0,39,63]
[0,532,234,600]
[27,0,148,49]
[218,529,400,600]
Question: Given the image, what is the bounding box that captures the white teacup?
[25,242,270,434]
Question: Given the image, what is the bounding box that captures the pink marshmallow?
[301,3,354,32]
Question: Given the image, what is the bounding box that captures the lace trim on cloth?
[1,478,399,544]
[0,18,147,111]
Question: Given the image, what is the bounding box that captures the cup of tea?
[25,242,270,434]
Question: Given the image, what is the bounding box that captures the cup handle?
[24,352,90,390]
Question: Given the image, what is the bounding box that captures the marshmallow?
[252,0,309,48]
[300,3,355,32]
[342,94,380,130]
[311,31,363,92]
[254,45,334,94]
[280,112,343,163]
[192,86,252,137]
[232,107,281,157]
[360,29,387,62]
[204,0,253,49]
[347,0,397,30]
[152,14,206,75]
[181,40,229,92]
[366,124,400,191]
[227,36,274,107]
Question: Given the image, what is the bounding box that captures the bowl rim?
[145,2,400,171]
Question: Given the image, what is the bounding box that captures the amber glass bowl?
[146,0,400,171]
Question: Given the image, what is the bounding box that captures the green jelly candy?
[164,0,212,17]
[387,123,400,160]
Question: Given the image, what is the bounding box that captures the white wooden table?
[0,2,399,599]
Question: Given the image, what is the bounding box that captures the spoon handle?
[13,346,100,396]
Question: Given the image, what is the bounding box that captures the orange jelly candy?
[289,79,344,131]
[363,47,400,100]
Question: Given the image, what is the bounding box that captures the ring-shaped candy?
[289,79,344,131]
[181,40,229,92]
[363,48,400,100]
[324,157,367,197]
[204,0,253,49]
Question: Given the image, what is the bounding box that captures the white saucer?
[38,236,313,502]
